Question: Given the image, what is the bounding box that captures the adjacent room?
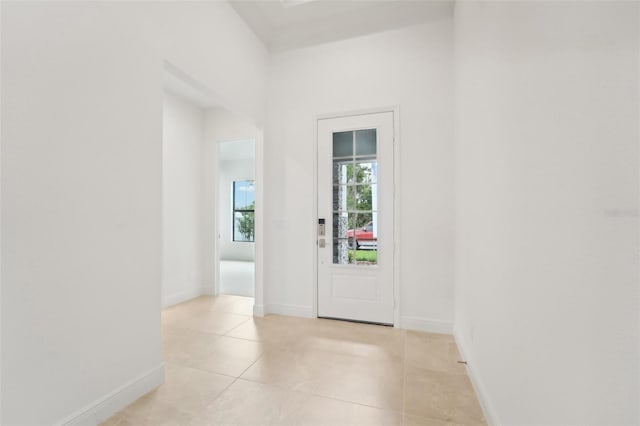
[218,139,256,298]
[1,1,638,425]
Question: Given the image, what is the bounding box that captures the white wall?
[265,21,455,328]
[454,2,639,424]
[130,3,268,126]
[219,156,255,262]
[162,92,205,307]
[1,2,267,424]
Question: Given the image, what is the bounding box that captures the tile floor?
[219,261,254,297]
[102,295,486,426]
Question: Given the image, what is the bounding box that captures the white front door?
[317,111,394,324]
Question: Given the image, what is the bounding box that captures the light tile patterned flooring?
[219,261,254,297]
[102,295,486,426]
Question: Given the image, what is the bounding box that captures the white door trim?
[313,106,400,326]
[253,130,265,316]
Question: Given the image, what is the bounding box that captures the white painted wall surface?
[265,21,454,328]
[1,5,163,425]
[219,157,255,261]
[454,2,639,424]
[162,92,205,307]
[1,2,267,424]
[130,3,268,127]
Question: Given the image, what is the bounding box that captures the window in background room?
[233,180,255,242]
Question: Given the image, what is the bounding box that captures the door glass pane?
[332,128,378,266]
[332,185,338,211]
[332,160,350,185]
[355,185,373,211]
[354,212,373,228]
[354,161,377,184]
[333,212,348,239]
[333,131,353,157]
[346,185,356,212]
[333,212,349,264]
[333,161,361,185]
[333,185,348,212]
[355,129,376,156]
[334,238,350,264]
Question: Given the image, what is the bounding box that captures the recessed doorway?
[161,62,263,314]
[217,139,256,298]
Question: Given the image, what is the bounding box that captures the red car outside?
[347,221,376,249]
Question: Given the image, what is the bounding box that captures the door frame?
[312,106,401,327]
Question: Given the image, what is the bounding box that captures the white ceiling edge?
[280,0,317,8]
[163,62,222,109]
[229,0,454,53]
[228,2,273,47]
[273,1,452,52]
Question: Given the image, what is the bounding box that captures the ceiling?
[229,0,453,52]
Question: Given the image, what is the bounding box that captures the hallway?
[102,295,485,425]
[219,261,255,297]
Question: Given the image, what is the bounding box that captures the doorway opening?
[217,139,256,298]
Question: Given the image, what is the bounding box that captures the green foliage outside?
[348,250,378,263]
[234,180,255,242]
[237,212,254,241]
[236,201,255,241]
[345,163,373,229]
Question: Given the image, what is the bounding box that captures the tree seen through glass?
[346,163,373,229]
[233,180,255,242]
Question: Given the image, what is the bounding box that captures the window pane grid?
[233,180,255,243]
[333,211,377,214]
[331,129,378,265]
[332,155,377,160]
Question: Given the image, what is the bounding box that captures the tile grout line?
[193,343,271,417]
[234,374,405,416]
[234,348,266,379]
[163,360,242,382]
[221,315,253,336]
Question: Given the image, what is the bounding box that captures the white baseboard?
[265,303,315,318]
[61,363,164,426]
[253,304,265,317]
[399,316,453,334]
[162,288,202,308]
[453,330,499,426]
